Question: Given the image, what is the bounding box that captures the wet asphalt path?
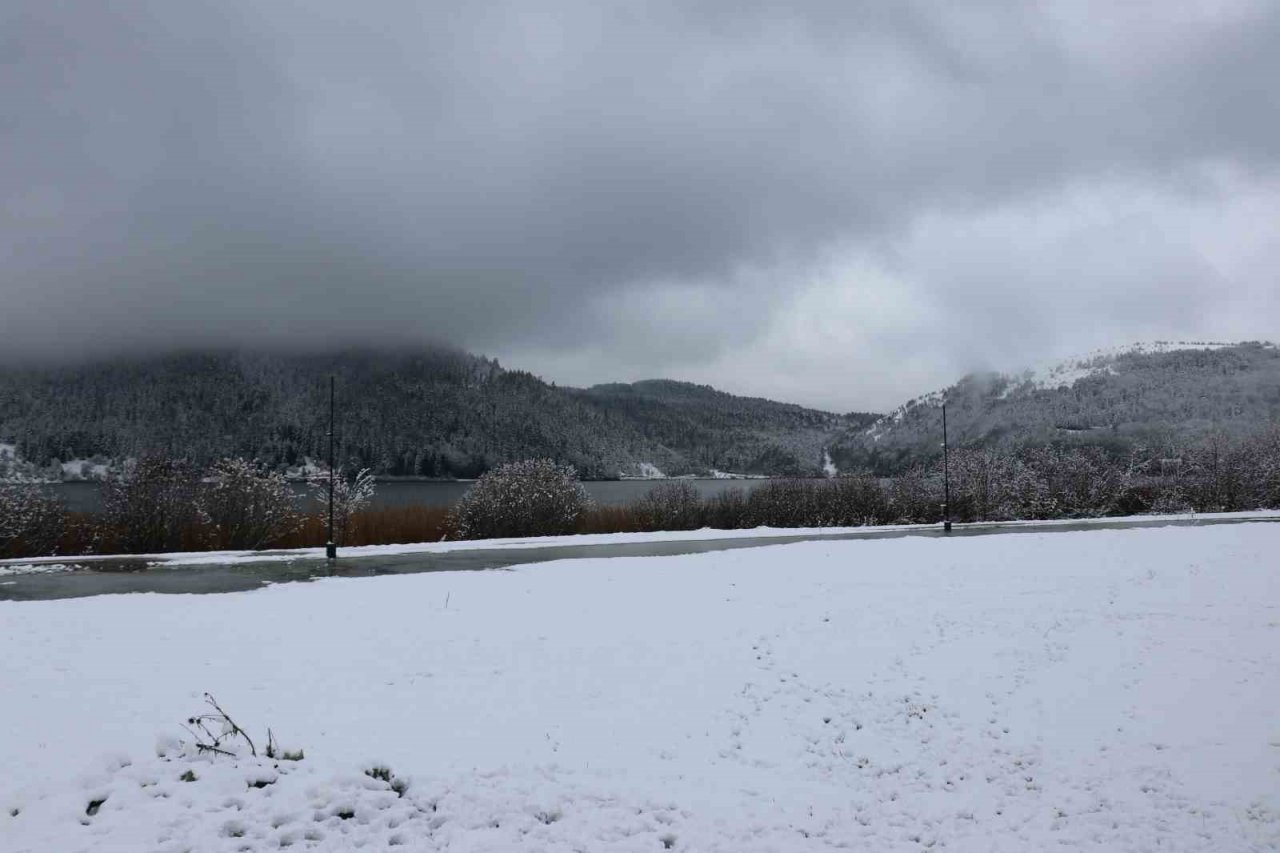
[2,514,1276,602]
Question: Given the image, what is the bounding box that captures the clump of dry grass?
[575,504,645,535]
[276,506,451,549]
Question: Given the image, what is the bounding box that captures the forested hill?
[573,380,878,477]
[0,348,873,480]
[830,341,1280,474]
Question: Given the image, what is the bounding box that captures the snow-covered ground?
[3,523,1278,851]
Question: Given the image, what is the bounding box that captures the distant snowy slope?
[833,341,1280,473]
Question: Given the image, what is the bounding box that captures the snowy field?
[2,524,1278,851]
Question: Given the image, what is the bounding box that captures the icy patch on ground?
[0,562,76,578]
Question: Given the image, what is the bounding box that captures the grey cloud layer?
[3,1,1278,407]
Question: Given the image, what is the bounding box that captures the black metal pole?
[326,375,337,559]
[942,403,952,532]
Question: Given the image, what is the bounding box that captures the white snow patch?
[284,457,326,481]
[59,459,111,481]
[2,523,1279,851]
[620,462,667,480]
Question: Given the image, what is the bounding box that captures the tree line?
[4,428,1277,559]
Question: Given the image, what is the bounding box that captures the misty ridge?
[0,341,1277,484]
[0,345,875,482]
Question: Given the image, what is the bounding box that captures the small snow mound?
[4,750,708,853]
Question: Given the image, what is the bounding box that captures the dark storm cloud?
[3,1,1279,408]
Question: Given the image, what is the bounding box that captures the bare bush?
[100,455,201,553]
[196,458,301,550]
[181,693,302,761]
[0,485,68,558]
[634,482,704,531]
[447,459,590,540]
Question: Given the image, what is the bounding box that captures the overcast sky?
[3,1,1278,411]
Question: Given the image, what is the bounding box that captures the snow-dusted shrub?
[307,466,376,546]
[744,479,826,527]
[1181,429,1280,512]
[887,465,942,524]
[196,459,301,550]
[703,487,749,529]
[943,448,1029,522]
[634,482,704,531]
[740,477,889,529]
[100,455,201,553]
[825,476,890,526]
[0,485,67,558]
[1244,426,1280,508]
[447,459,590,540]
[1147,488,1196,515]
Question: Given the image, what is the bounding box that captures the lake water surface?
[42,478,778,514]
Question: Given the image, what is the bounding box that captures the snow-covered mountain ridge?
[836,341,1280,474]
[1010,341,1257,393]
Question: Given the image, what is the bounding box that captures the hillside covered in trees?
[0,348,873,480]
[831,342,1280,474]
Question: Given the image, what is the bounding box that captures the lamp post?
[325,375,337,560]
[942,403,952,533]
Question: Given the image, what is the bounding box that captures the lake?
[38,478,780,514]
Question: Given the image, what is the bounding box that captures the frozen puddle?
[3,523,1279,851]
